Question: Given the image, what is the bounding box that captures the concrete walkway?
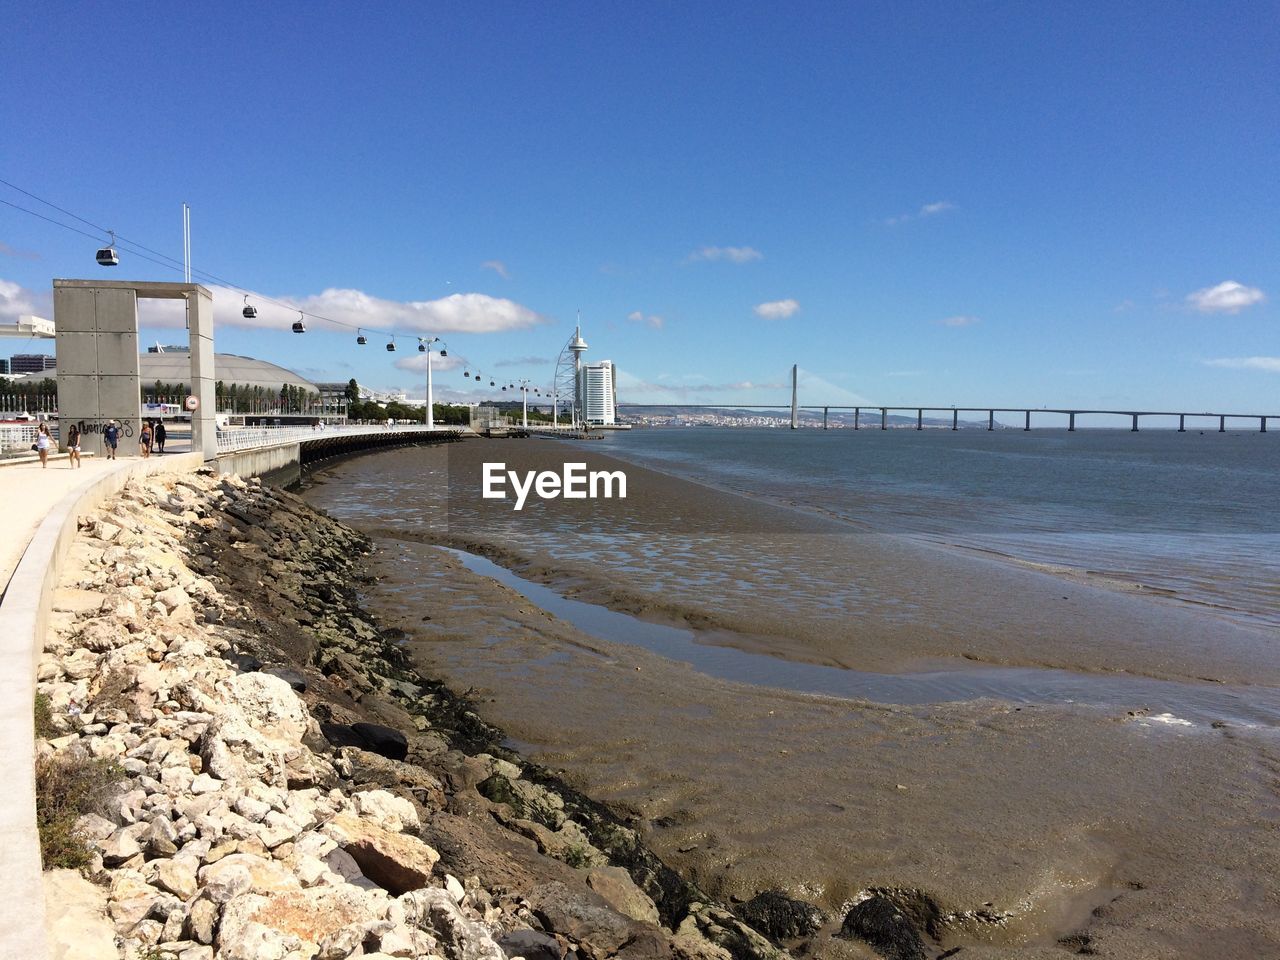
[0,455,129,600]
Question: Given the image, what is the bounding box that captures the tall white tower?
[569,324,588,426]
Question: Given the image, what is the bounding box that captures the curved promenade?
[0,424,463,957]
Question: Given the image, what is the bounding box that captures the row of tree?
[4,376,559,423]
[0,377,58,412]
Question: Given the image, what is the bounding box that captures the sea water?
[582,428,1280,630]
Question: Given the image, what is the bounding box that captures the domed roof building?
[139,351,318,393]
[32,350,318,394]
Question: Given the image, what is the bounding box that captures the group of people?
[137,419,167,458]
[31,418,167,468]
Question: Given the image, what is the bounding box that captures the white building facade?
[579,360,617,426]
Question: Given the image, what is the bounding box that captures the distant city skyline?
[1,2,1276,411]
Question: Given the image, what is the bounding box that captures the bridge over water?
[617,403,1278,433]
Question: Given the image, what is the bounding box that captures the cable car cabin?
[439,349,447,356]
[96,246,119,266]
[292,320,307,333]
[357,335,367,345]
[242,305,258,318]
[386,342,396,352]
[418,343,426,352]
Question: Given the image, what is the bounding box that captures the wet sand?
[304,439,1280,958]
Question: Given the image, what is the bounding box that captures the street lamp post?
[419,337,445,429]
[508,379,535,428]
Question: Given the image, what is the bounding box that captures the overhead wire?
[0,178,446,343]
[1,178,548,402]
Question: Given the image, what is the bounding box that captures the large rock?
[529,881,651,956]
[323,814,439,895]
[223,673,309,743]
[400,887,505,960]
[219,887,378,960]
[199,694,307,788]
[587,866,660,925]
[675,905,786,960]
[837,896,927,960]
[200,853,301,898]
[735,890,825,941]
[497,929,563,960]
[156,857,200,900]
[355,789,421,832]
[216,894,301,960]
[320,722,409,761]
[44,869,118,960]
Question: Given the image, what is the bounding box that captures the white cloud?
[0,278,49,323]
[0,241,41,261]
[481,260,510,279]
[1204,356,1280,373]
[885,200,957,225]
[940,315,979,327]
[627,310,665,329]
[1186,281,1265,314]
[496,355,552,367]
[754,299,800,320]
[392,353,466,374]
[686,246,763,264]
[135,285,546,334]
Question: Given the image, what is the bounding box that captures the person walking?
[103,420,119,460]
[35,422,52,469]
[66,423,82,468]
[139,420,153,459]
[154,421,167,454]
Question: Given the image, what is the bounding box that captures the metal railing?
[215,422,456,454]
[0,423,45,454]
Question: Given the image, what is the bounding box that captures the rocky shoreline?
[35,470,934,960]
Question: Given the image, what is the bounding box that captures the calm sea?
[582,427,1280,630]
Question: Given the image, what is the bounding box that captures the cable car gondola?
[242,295,257,319]
[356,329,367,346]
[418,341,426,352]
[96,231,119,266]
[386,341,396,352]
[439,349,447,357]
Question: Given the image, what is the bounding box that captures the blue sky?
[2,1,1276,411]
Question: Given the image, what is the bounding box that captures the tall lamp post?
[504,379,538,428]
[418,337,446,429]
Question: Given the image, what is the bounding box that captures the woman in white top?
[35,422,52,469]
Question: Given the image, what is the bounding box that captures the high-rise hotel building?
[580,360,617,426]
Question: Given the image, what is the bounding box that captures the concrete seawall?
[0,453,204,959]
[2,428,463,957]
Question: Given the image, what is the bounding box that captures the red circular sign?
[184,396,199,411]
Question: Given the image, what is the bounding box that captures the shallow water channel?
[445,547,1280,732]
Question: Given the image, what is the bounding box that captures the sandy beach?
[303,439,1280,958]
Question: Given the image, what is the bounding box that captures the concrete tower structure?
[569,324,588,425]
